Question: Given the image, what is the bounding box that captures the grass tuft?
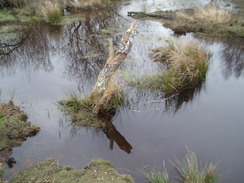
[144,163,170,183]
[151,39,209,93]
[59,83,125,129]
[171,149,218,183]
[176,5,232,26]
[69,0,102,9]
[40,1,62,24]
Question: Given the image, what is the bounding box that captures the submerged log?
[93,21,138,95]
[127,12,174,20]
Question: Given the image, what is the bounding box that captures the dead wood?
[93,21,138,95]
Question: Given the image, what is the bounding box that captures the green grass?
[0,10,16,22]
[0,118,6,126]
[40,1,62,24]
[12,158,134,183]
[0,111,5,126]
[144,150,218,183]
[172,149,218,183]
[144,169,169,183]
[59,88,125,129]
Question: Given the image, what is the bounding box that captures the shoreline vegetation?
[11,158,134,183]
[0,0,117,24]
[144,149,218,183]
[124,37,209,94]
[0,101,40,182]
[128,5,244,38]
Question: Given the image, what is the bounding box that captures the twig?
[144,93,179,104]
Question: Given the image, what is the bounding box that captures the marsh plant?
[144,150,218,183]
[172,149,218,183]
[59,82,125,129]
[144,162,170,183]
[151,38,209,93]
[40,1,62,24]
[69,0,102,9]
[176,5,232,25]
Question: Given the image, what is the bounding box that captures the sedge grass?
[171,149,218,183]
[176,5,232,26]
[144,162,170,183]
[68,0,102,9]
[151,39,209,93]
[40,1,62,24]
[60,82,125,129]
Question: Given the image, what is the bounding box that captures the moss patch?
[0,10,16,22]
[12,158,134,183]
[0,9,40,23]
[0,102,40,168]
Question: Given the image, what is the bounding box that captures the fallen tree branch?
[93,21,138,95]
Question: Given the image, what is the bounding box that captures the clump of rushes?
[151,39,209,93]
[176,5,232,25]
[59,82,125,129]
[40,1,62,24]
[69,0,102,9]
[144,163,170,183]
[172,149,218,183]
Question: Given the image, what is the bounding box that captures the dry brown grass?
[68,0,102,9]
[151,38,209,93]
[176,5,232,25]
[91,80,124,114]
[40,1,62,24]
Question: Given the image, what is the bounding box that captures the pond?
[0,0,244,182]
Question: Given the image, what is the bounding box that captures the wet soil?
[12,158,133,183]
[0,102,40,181]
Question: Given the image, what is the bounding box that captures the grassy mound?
[156,39,209,93]
[59,84,125,129]
[0,101,40,162]
[127,38,209,94]
[12,158,134,183]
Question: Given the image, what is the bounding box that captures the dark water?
[1,0,244,183]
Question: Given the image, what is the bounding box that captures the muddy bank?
[12,158,134,183]
[0,101,40,181]
[128,9,244,37]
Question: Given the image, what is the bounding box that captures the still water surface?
[0,0,244,182]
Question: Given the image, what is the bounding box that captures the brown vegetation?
[176,5,232,25]
[40,1,62,24]
[151,39,209,93]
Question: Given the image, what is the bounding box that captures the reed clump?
[40,1,62,24]
[151,39,209,93]
[68,0,103,9]
[144,149,218,183]
[59,82,125,129]
[172,149,218,183]
[176,5,232,25]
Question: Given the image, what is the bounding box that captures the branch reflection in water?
[0,24,55,77]
[63,111,133,154]
[197,35,244,79]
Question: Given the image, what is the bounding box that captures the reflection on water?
[70,120,133,154]
[0,24,54,78]
[164,83,205,114]
[221,38,244,79]
[198,35,244,79]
